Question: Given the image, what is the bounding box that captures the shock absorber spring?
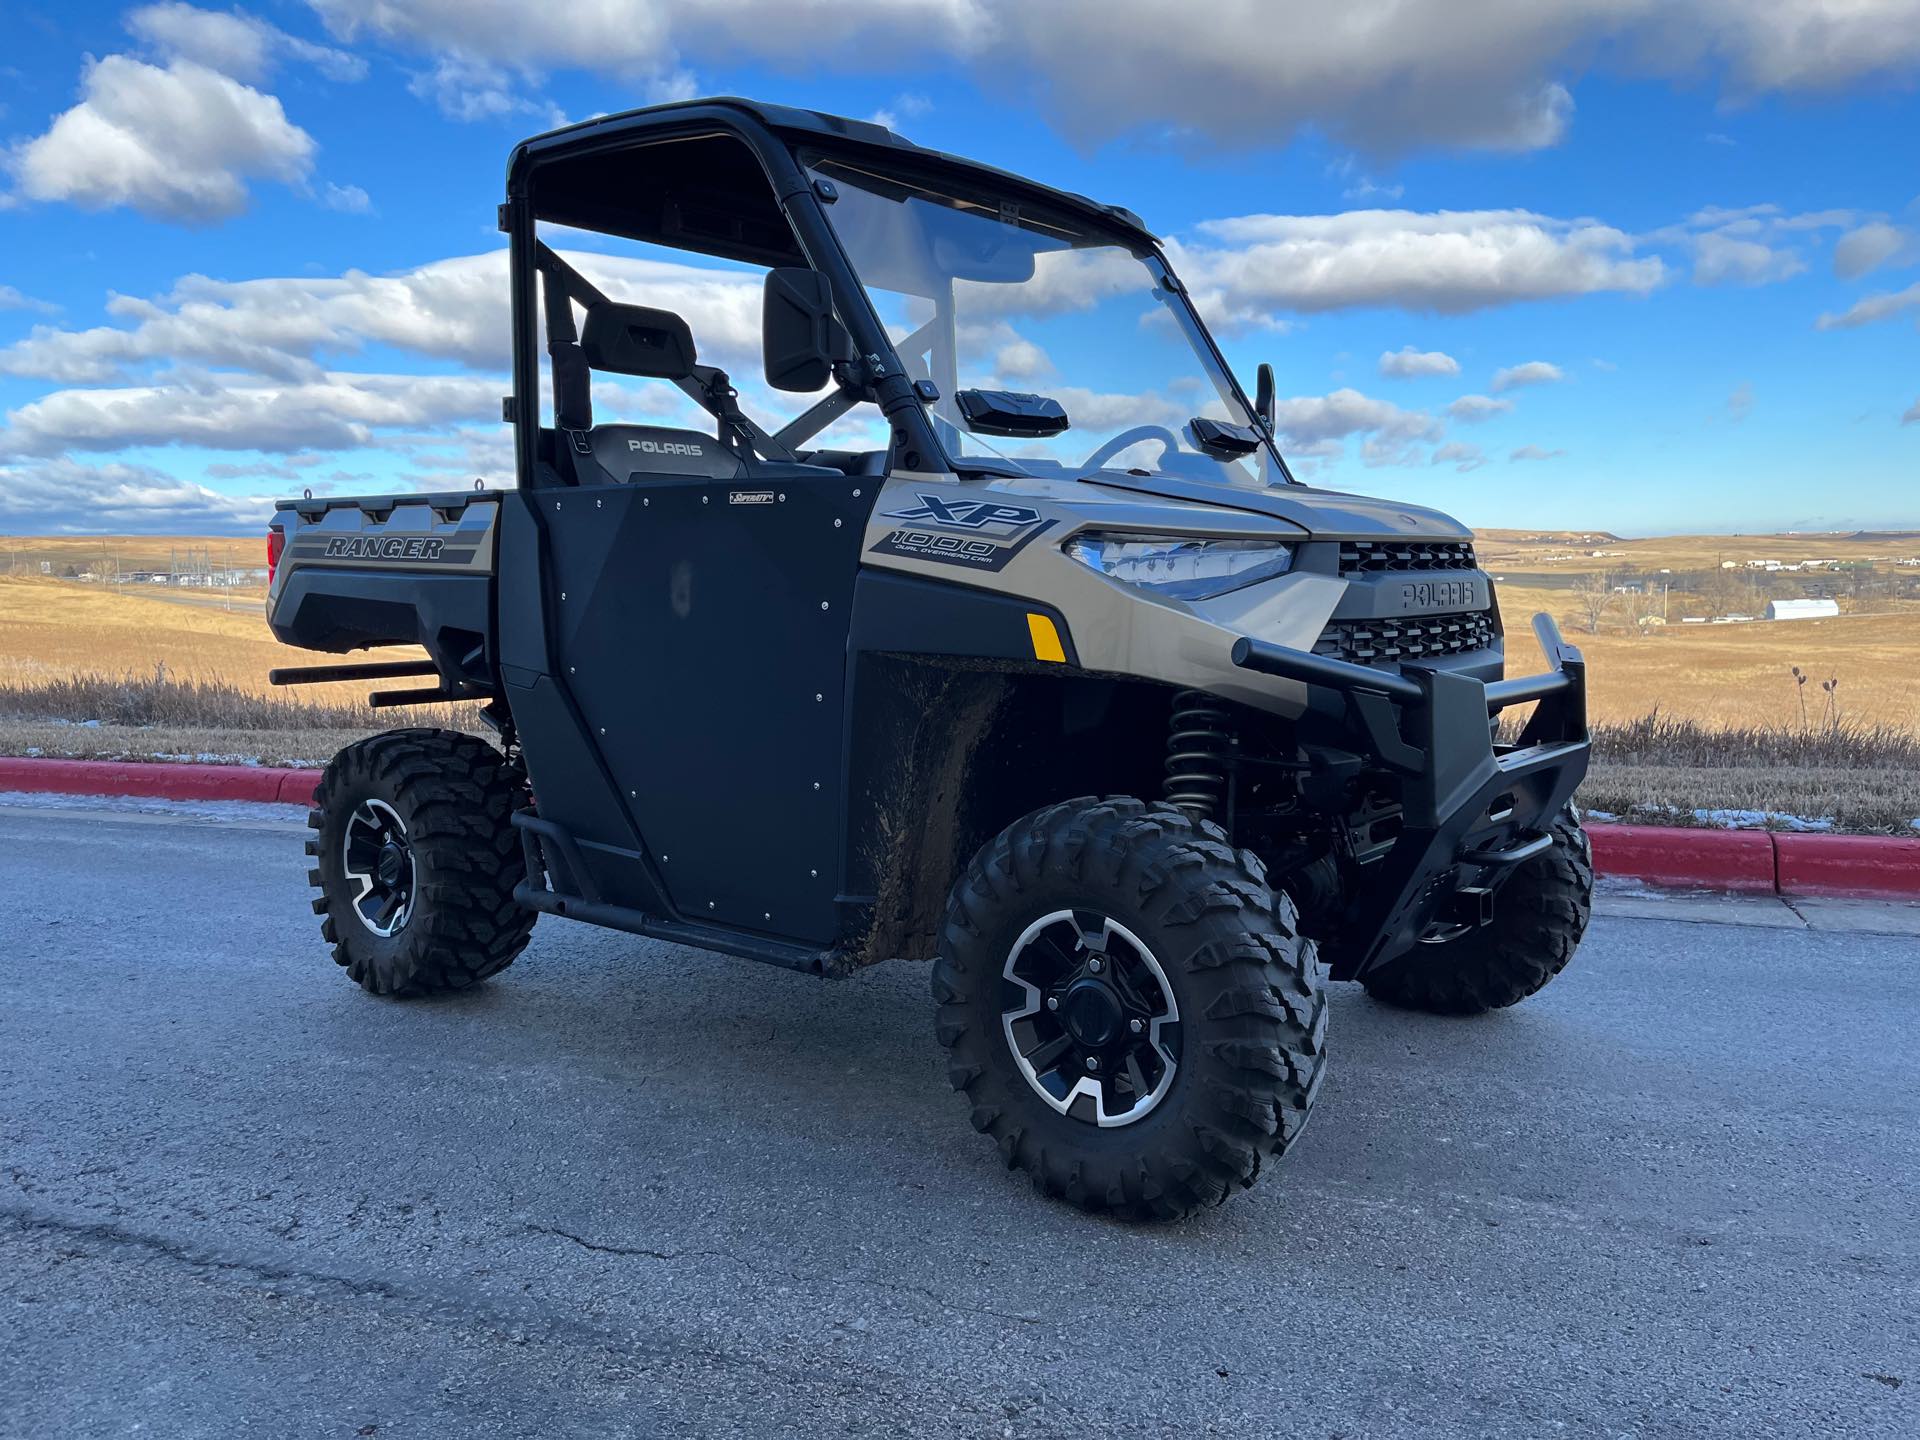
[1164,690,1234,819]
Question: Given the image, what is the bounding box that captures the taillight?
[267,526,285,585]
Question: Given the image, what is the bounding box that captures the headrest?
[580,302,697,380]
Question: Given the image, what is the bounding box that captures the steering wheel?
[1081,425,1181,473]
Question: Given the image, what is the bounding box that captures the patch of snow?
[142,752,267,766]
[1581,807,1620,823]
[1609,801,1840,832]
[1692,807,1835,832]
[1595,874,1668,897]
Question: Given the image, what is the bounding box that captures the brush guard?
[1231,612,1590,979]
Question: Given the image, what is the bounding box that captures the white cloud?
[2,372,502,458]
[1378,345,1459,379]
[407,55,566,125]
[955,248,1145,322]
[1651,203,1857,287]
[1046,386,1190,432]
[1431,440,1486,471]
[307,0,979,77]
[0,285,57,314]
[1509,444,1566,461]
[1491,360,1564,392]
[308,0,1920,154]
[1728,381,1753,422]
[994,337,1051,381]
[1904,398,1920,425]
[0,248,777,469]
[1177,211,1665,319]
[0,248,762,385]
[1834,221,1915,279]
[867,92,933,130]
[1815,281,1920,330]
[1271,388,1441,452]
[0,457,272,533]
[1692,231,1806,286]
[5,56,315,223]
[128,3,365,84]
[321,181,371,213]
[1446,394,1513,423]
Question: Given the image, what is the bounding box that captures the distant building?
[1765,598,1840,621]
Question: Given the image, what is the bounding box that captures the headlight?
[1064,532,1294,600]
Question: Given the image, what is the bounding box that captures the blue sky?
[1,0,1917,536]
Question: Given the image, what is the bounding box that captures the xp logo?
[882,494,1042,532]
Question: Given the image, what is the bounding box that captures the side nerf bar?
[1229,612,1591,978]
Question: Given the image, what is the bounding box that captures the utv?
[267,98,1592,1220]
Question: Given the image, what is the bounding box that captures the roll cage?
[501,97,1292,487]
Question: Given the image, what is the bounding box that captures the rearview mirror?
[764,268,852,392]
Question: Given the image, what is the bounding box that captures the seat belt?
[540,264,594,472]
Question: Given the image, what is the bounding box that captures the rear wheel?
[933,797,1327,1220]
[1360,804,1593,1015]
[307,728,535,996]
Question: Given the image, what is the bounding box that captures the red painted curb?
[1587,823,1778,893]
[1774,832,1920,900]
[1587,822,1920,901]
[0,757,318,806]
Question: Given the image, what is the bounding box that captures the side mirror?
[764,268,852,392]
[1255,362,1276,431]
[1189,416,1262,457]
[956,388,1070,437]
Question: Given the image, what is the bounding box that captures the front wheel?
[933,798,1327,1220]
[1360,804,1593,1015]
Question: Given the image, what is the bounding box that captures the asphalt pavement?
[2,799,1915,1439]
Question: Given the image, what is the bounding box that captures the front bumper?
[1232,612,1590,978]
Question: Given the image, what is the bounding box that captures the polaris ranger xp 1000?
[267,99,1593,1220]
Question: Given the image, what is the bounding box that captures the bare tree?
[1571,569,1614,635]
[1618,582,1655,635]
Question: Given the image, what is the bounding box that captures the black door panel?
[536,469,868,942]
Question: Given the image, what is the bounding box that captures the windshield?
[808,157,1280,486]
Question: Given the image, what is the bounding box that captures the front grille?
[1314,610,1499,665]
[1338,540,1477,573]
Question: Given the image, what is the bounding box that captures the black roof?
[509,96,1157,246]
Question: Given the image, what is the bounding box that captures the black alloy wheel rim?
[999,909,1181,1127]
[342,797,416,938]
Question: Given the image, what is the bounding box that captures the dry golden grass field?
[1,533,264,577]
[2,530,1917,733]
[1,530,1916,830]
[0,573,407,708]
[1501,584,1920,731]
